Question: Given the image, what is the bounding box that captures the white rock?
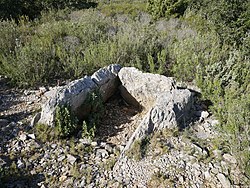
[19,133,27,141]
[118,67,176,108]
[37,64,121,126]
[58,155,66,162]
[217,173,231,188]
[17,159,25,168]
[67,154,77,165]
[201,111,209,118]
[30,112,41,127]
[96,149,109,159]
[91,141,98,147]
[28,133,35,139]
[223,154,237,164]
[204,171,212,181]
[51,143,57,149]
[59,175,67,182]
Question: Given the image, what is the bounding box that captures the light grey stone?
[223,154,237,164]
[17,159,25,168]
[37,64,121,126]
[118,67,176,109]
[217,173,231,188]
[50,143,57,149]
[120,90,193,155]
[96,149,109,159]
[19,133,27,141]
[30,112,41,127]
[27,133,35,139]
[0,158,6,166]
[67,154,77,165]
[91,64,122,101]
[91,141,98,147]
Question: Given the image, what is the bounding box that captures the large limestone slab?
[118,67,176,109]
[37,64,121,126]
[121,89,193,154]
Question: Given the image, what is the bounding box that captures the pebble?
[51,143,57,149]
[17,159,25,168]
[58,155,66,162]
[91,141,98,147]
[19,133,27,141]
[223,153,237,164]
[96,149,109,159]
[67,154,77,165]
[28,133,36,139]
[217,173,231,188]
[59,175,68,182]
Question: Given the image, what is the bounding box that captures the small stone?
[91,141,98,147]
[223,154,237,164]
[24,90,31,95]
[105,144,113,154]
[217,173,231,188]
[118,145,124,152]
[19,133,27,141]
[17,159,25,168]
[0,158,6,166]
[201,111,209,118]
[80,178,86,187]
[211,167,219,175]
[178,175,184,183]
[51,143,57,149]
[30,113,41,127]
[67,154,77,165]
[204,171,212,181]
[59,175,67,182]
[28,133,35,139]
[96,149,109,159]
[58,155,66,162]
[100,142,106,147]
[211,120,219,126]
[39,87,47,94]
[79,138,91,145]
[30,169,36,175]
[212,150,222,157]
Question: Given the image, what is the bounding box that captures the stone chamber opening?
[95,90,146,147]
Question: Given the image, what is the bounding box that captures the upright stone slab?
[37,64,122,126]
[117,67,193,155]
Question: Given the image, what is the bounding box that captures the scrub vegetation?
[0,0,249,180]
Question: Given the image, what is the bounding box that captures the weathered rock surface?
[37,64,122,126]
[118,67,176,109]
[117,67,193,155]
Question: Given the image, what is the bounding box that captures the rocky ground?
[0,76,248,187]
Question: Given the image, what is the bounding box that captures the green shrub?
[55,105,79,138]
[0,0,97,21]
[1,9,170,87]
[81,90,104,139]
[98,1,147,18]
[147,0,189,19]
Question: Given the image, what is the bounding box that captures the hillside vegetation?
[0,0,249,181]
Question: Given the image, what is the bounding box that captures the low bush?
[0,9,169,87]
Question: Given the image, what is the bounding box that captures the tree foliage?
[147,0,189,19]
[0,0,97,21]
